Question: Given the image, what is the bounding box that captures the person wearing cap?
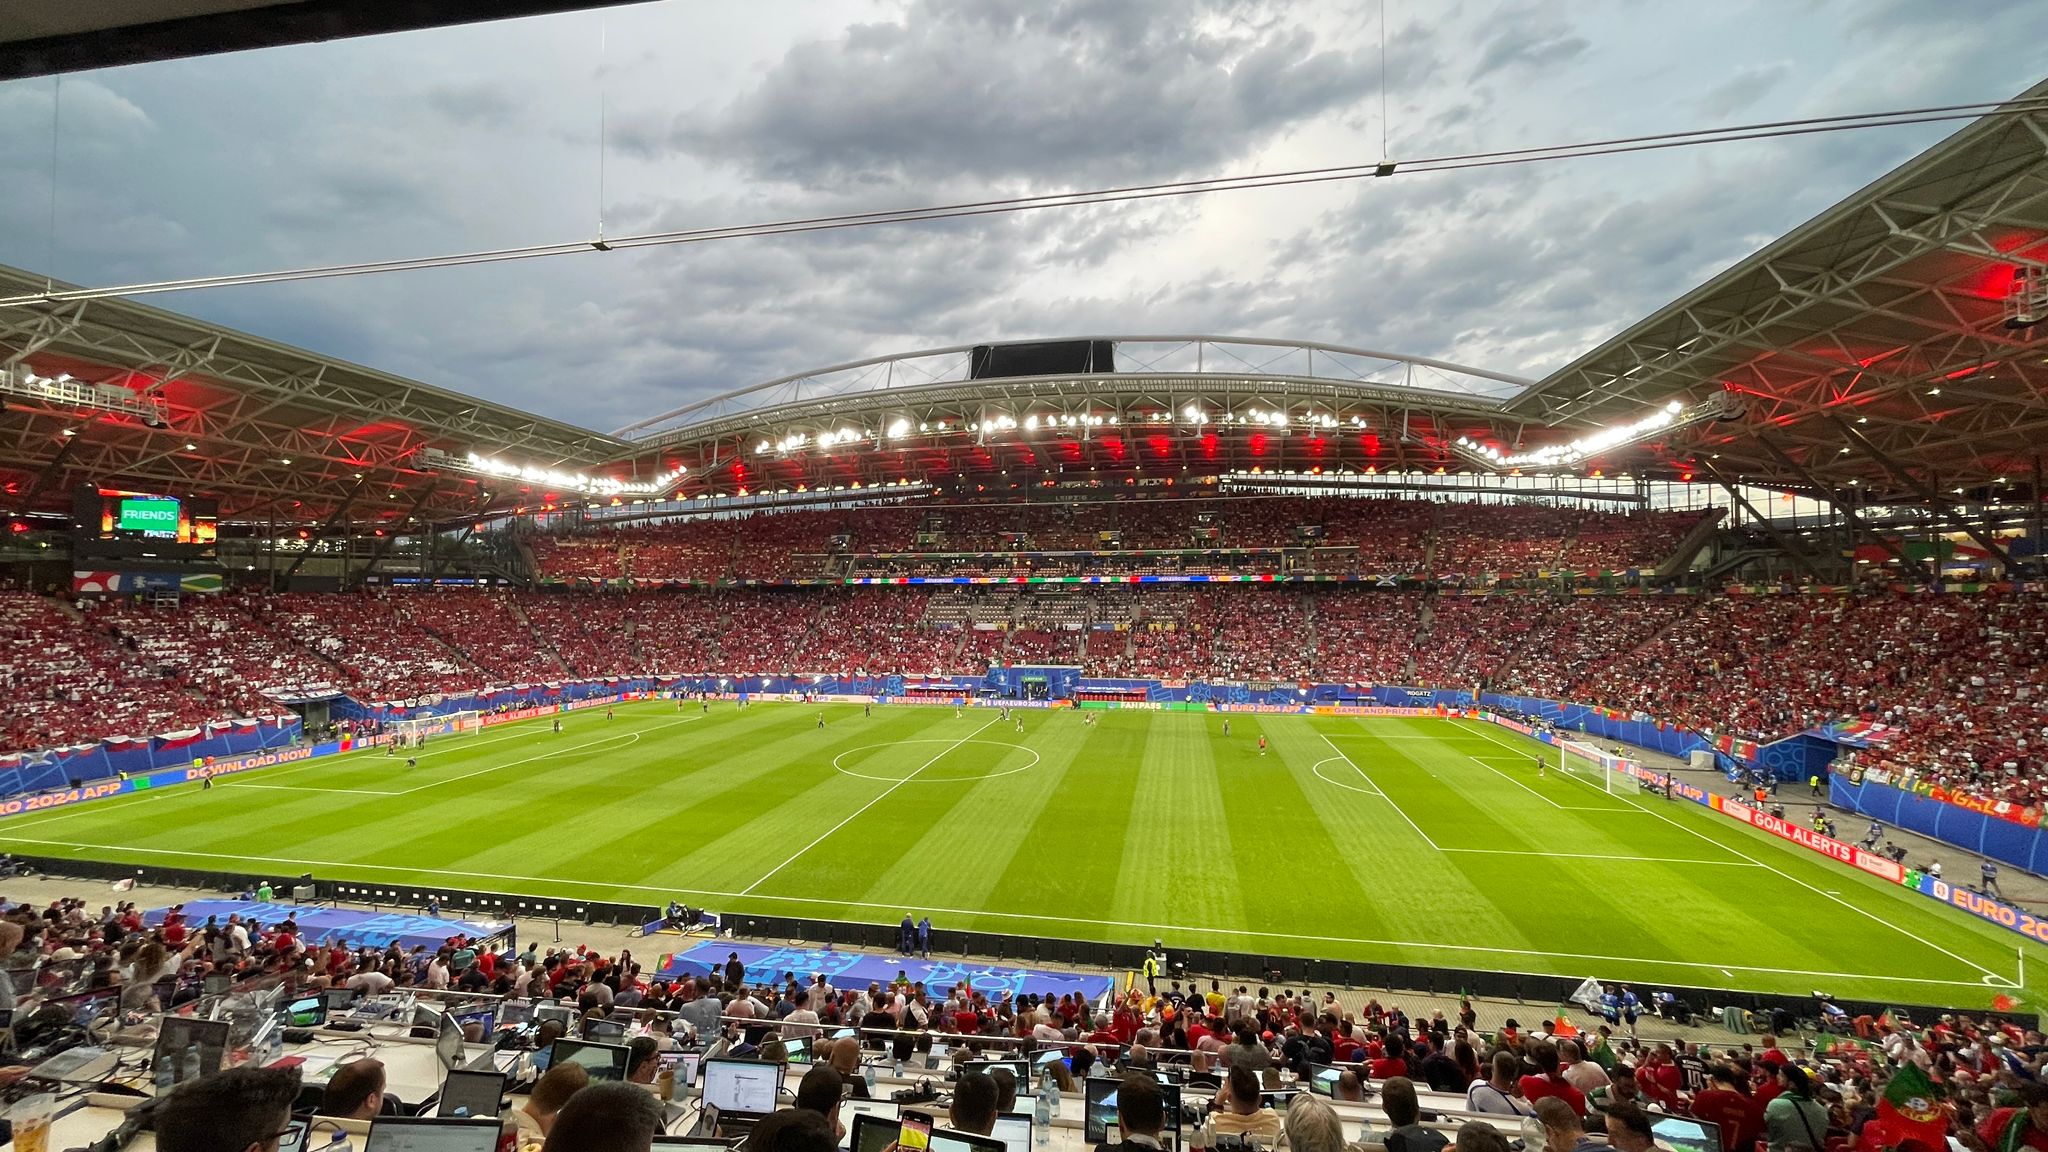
[1764,1064,1830,1152]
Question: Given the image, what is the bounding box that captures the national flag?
[111,877,135,892]
[1992,993,2020,1013]
[1551,1010,1580,1038]
[1871,1061,1946,1151]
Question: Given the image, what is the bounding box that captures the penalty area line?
[1456,719,2003,982]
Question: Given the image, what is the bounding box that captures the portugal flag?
[1871,1062,1946,1151]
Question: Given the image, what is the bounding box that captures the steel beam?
[1755,437,1929,586]
[1696,461,1829,583]
[282,476,365,581]
[1828,414,2021,573]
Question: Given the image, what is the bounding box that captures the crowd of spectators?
[23,888,2025,1152]
[9,568,2048,815]
[1555,592,2048,808]
[526,499,1706,584]
[0,590,223,750]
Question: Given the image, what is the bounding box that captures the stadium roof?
[5,82,2048,527]
[0,263,623,527]
[0,1,654,80]
[1508,78,2048,502]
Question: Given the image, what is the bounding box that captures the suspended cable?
[2,95,2043,309]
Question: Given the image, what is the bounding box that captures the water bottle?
[1034,1074,1053,1143]
[864,1063,877,1095]
[1358,1110,1377,1150]
[1046,1071,1062,1119]
[894,1056,905,1079]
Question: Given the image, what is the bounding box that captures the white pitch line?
[1310,758,1384,797]
[737,716,1003,896]
[1458,753,1636,813]
[0,832,2000,990]
[1315,730,1440,851]
[259,705,691,781]
[1440,848,1762,867]
[1457,719,2002,980]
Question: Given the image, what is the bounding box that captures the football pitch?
[0,699,2030,1007]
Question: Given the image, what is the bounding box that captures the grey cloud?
[1697,61,1793,119]
[1468,6,1589,80]
[423,82,526,129]
[627,0,1379,189]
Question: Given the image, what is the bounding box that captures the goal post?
[1557,736,1616,793]
[387,710,482,749]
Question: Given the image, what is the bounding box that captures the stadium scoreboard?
[72,485,218,558]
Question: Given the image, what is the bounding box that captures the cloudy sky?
[1,0,2043,434]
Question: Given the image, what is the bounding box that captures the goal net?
[1557,737,1633,794]
[387,710,482,749]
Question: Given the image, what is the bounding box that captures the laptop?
[962,1058,1028,1084]
[1651,1115,1722,1152]
[928,1128,1006,1152]
[154,1016,231,1090]
[435,1068,508,1119]
[547,1039,631,1083]
[363,1116,502,1152]
[658,1049,703,1089]
[701,1058,780,1117]
[1086,1076,1183,1142]
[988,1114,1032,1152]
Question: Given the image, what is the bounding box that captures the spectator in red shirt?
[1370,1034,1413,1080]
[1518,1039,1587,1117]
[1634,1045,1682,1110]
[1690,1066,1763,1152]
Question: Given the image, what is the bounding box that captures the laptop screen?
[435,1069,506,1119]
[929,1129,1005,1152]
[1085,1077,1182,1143]
[154,1016,230,1091]
[363,1118,502,1152]
[702,1058,780,1114]
[548,1040,630,1083]
[1652,1115,1722,1152]
[988,1115,1031,1152]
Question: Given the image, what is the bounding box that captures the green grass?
[0,699,2033,1007]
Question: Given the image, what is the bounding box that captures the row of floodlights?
[1456,400,1685,469]
[756,408,1360,455]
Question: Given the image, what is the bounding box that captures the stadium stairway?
[1654,507,1727,581]
[507,597,571,676]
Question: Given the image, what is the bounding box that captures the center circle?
[1311,756,1379,795]
[832,738,1041,784]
